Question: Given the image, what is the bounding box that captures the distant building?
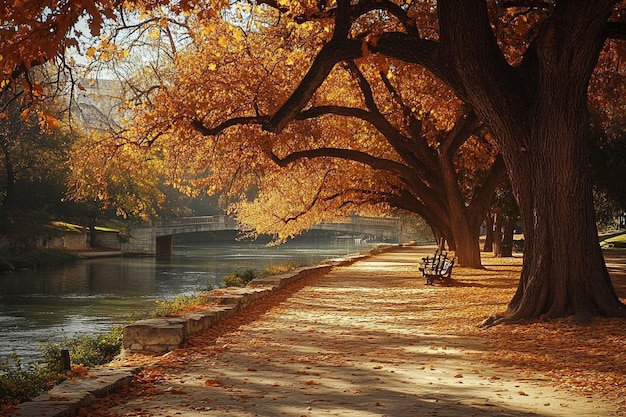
[71,78,126,132]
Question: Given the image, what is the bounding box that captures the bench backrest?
[440,257,457,275]
[439,260,453,274]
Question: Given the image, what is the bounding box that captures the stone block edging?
[9,366,141,417]
[9,244,396,417]
[121,244,393,354]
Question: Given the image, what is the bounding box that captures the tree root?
[479,305,626,328]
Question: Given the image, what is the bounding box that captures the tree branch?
[191,115,269,136]
[263,38,362,133]
[296,103,438,179]
[468,154,507,221]
[440,110,481,157]
[267,146,411,178]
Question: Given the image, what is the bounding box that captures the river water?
[0,233,376,363]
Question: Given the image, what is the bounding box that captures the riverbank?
[0,247,78,271]
[11,244,625,417]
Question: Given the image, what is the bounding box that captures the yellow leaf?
[208,63,217,71]
[86,47,96,58]
[149,29,161,40]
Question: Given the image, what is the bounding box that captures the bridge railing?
[154,215,234,228]
[154,215,400,236]
[156,215,398,227]
[347,216,400,227]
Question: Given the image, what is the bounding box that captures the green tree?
[0,83,72,234]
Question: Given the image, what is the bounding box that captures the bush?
[40,328,123,367]
[222,268,258,287]
[0,352,64,406]
[0,327,123,408]
[0,247,76,270]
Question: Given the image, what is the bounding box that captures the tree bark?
[483,213,494,252]
[438,0,626,322]
[493,213,502,257]
[500,217,514,258]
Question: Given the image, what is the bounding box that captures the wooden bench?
[419,252,456,285]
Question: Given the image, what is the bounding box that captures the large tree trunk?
[450,218,481,267]
[502,2,625,322]
[439,0,626,322]
[506,133,623,321]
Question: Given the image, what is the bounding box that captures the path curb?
[9,244,398,417]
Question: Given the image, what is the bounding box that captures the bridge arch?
[122,215,407,255]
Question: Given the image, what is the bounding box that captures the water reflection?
[0,234,374,362]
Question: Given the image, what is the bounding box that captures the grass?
[49,221,119,233]
[0,327,123,409]
[600,232,626,248]
[152,294,213,317]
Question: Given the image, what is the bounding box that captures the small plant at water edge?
[222,268,258,287]
[0,327,123,409]
[152,294,211,317]
[0,352,65,408]
[40,327,123,368]
[259,262,302,277]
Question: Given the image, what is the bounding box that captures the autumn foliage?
[5,0,626,323]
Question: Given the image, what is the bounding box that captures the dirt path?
[80,246,617,417]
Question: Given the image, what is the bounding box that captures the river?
[0,232,378,363]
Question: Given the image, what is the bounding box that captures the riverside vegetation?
[0,261,302,409]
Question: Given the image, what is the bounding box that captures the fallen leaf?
[204,379,221,387]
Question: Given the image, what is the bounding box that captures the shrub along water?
[0,247,77,271]
[0,261,304,409]
[222,262,303,287]
[0,327,123,409]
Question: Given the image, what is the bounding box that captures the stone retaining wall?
[92,230,121,250]
[9,245,395,417]
[122,264,334,353]
[122,245,393,354]
[42,233,89,251]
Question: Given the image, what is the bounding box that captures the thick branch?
[440,110,481,157]
[191,115,269,136]
[267,144,448,213]
[263,38,362,133]
[468,155,507,221]
[437,0,527,125]
[296,104,438,180]
[371,33,443,85]
[376,69,439,171]
[268,146,412,178]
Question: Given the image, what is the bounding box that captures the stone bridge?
[121,215,408,255]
